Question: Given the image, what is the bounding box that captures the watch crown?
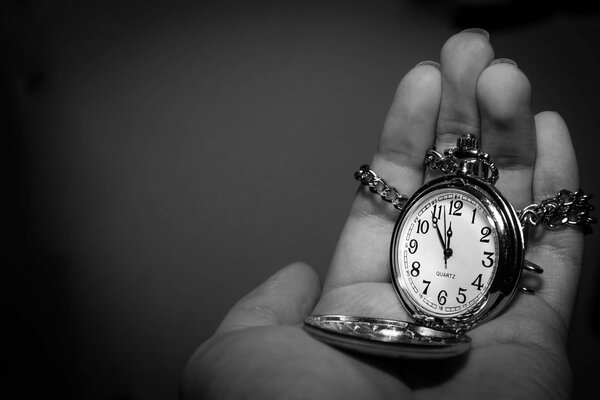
[426,133,499,185]
[456,134,480,152]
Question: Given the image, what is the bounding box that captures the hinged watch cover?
[303,315,471,359]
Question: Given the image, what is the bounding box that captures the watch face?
[391,175,524,329]
[392,187,499,318]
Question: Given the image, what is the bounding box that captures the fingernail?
[416,60,440,68]
[461,28,489,40]
[490,58,518,67]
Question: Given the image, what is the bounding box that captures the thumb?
[215,262,321,335]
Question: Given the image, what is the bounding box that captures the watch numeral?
[422,280,431,295]
[456,287,467,304]
[417,219,429,234]
[408,239,418,254]
[432,204,442,220]
[437,290,448,305]
[480,226,491,243]
[482,252,494,268]
[471,208,476,224]
[449,200,463,216]
[471,274,484,290]
[410,261,421,277]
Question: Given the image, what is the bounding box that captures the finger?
[526,111,582,326]
[322,63,441,292]
[434,29,494,153]
[477,60,536,209]
[215,262,321,335]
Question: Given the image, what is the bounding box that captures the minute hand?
[431,212,446,251]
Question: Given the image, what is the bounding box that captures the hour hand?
[444,223,453,259]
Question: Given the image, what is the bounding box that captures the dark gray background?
[3,0,600,398]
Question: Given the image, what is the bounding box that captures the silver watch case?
[390,174,525,333]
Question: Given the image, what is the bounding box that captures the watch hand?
[431,210,446,254]
[445,223,453,261]
[443,205,448,248]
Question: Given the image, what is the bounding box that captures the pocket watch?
[303,134,595,359]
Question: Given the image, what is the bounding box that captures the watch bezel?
[390,174,525,332]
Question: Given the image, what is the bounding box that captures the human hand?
[181,29,583,399]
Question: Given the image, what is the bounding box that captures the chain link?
[520,190,596,234]
[425,148,499,185]
[354,164,408,211]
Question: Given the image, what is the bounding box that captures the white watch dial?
[394,188,500,318]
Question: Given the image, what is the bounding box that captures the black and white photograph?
[3,1,600,398]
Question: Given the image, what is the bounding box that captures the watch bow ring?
[303,134,596,359]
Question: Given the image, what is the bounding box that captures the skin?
[181,30,584,399]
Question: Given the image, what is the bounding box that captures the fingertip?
[535,111,568,133]
[380,61,441,169]
[278,261,322,303]
[534,111,572,162]
[441,30,494,67]
[281,261,320,284]
[401,61,442,102]
[478,62,532,122]
[396,61,442,103]
[534,111,579,195]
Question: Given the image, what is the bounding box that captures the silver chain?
[355,163,596,234]
[354,164,408,210]
[355,133,596,233]
[520,190,596,234]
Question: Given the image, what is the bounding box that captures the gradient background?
[3,0,600,398]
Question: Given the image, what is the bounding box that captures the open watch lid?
[303,315,471,359]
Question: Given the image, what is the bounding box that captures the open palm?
[182,30,583,399]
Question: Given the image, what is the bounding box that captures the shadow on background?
[453,0,600,29]
[2,0,600,398]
